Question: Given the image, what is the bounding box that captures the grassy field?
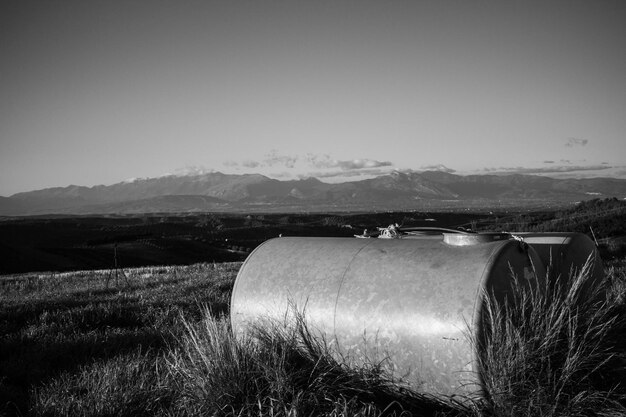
[1,255,625,416]
[0,263,236,416]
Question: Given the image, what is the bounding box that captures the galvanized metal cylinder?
[517,232,603,280]
[230,236,546,397]
[517,232,604,298]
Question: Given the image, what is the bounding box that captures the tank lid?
[443,232,511,246]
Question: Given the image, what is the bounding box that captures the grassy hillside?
[2,256,625,416]
[477,198,626,238]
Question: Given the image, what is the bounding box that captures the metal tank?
[230,234,546,398]
[516,232,604,298]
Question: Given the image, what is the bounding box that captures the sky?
[1,0,625,196]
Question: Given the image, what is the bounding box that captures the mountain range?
[2,171,626,216]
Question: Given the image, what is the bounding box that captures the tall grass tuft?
[475,258,626,417]
[166,308,459,416]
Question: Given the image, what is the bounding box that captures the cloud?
[225,152,297,170]
[263,150,297,168]
[241,160,260,168]
[565,137,589,147]
[233,152,393,172]
[419,164,456,173]
[303,167,392,179]
[544,165,609,173]
[305,154,334,169]
[336,159,392,170]
[174,166,215,176]
[222,152,396,183]
[305,154,392,171]
[480,164,612,175]
[543,160,554,164]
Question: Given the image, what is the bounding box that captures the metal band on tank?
[331,238,376,354]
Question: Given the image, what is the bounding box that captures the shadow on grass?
[0,323,170,416]
[0,299,148,335]
[0,279,231,335]
[0,292,230,415]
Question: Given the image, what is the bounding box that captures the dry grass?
[0,263,238,416]
[475,259,626,417]
[1,258,625,416]
[165,309,457,416]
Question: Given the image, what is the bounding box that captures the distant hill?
[2,171,626,215]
